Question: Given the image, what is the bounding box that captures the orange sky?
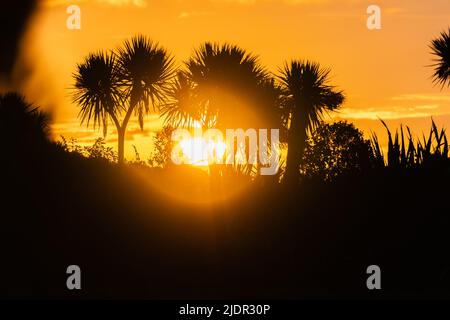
[15,0,450,159]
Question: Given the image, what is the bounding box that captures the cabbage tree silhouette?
[72,51,122,139]
[72,36,175,164]
[161,43,282,131]
[278,60,344,184]
[430,27,450,89]
[160,43,283,174]
[116,36,175,162]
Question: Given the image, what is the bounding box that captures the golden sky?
[17,0,450,159]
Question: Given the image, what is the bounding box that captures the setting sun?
[178,137,227,166]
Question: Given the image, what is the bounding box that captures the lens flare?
[178,137,227,166]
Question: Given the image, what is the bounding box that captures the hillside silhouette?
[1,91,450,299]
[1,28,450,299]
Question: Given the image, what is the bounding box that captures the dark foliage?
[301,121,373,181]
[72,36,175,164]
[1,94,450,299]
[430,27,450,89]
[278,60,345,185]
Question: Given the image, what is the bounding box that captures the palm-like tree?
[160,43,283,172]
[72,36,175,164]
[72,51,122,139]
[117,36,175,161]
[278,60,344,184]
[161,43,281,131]
[160,71,199,128]
[430,27,450,88]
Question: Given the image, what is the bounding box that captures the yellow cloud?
[337,104,444,120]
[42,0,147,8]
[210,0,327,5]
[99,0,147,6]
[391,94,450,102]
[178,11,213,19]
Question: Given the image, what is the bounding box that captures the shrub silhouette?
[0,92,50,154]
[59,137,118,163]
[148,125,174,168]
[301,121,373,181]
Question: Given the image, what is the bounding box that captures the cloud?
[178,11,213,19]
[412,104,439,110]
[335,92,450,121]
[391,94,450,102]
[337,104,444,120]
[210,0,328,5]
[43,0,147,8]
[98,0,147,6]
[385,7,405,15]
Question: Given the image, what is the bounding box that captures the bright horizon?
[13,0,450,159]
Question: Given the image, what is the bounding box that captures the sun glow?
[178,137,227,166]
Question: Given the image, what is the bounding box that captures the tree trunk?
[117,102,135,165]
[284,108,307,185]
[118,128,125,165]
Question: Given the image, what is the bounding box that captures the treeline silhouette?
[1,28,450,298]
